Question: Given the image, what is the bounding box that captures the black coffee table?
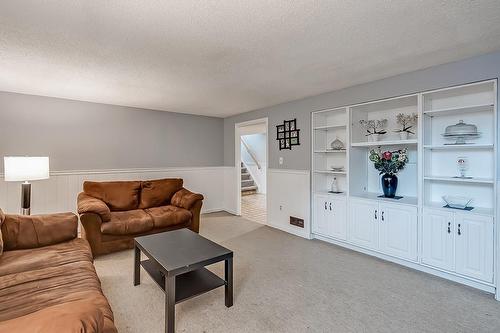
[134,229,233,333]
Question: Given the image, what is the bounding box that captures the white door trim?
[234,117,268,217]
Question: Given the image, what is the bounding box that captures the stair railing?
[241,138,261,170]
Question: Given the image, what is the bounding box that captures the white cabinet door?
[422,208,454,272]
[348,199,378,250]
[329,196,347,241]
[455,214,494,283]
[379,203,418,261]
[312,194,329,236]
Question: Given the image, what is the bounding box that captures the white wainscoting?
[267,169,311,239]
[223,167,238,215]
[0,167,230,215]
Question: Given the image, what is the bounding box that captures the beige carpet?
[94,212,500,332]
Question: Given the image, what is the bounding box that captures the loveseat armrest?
[77,192,111,222]
[171,188,204,210]
[1,212,78,250]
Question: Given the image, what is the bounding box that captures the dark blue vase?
[381,173,398,198]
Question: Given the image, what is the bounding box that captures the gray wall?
[0,92,224,171]
[224,50,500,170]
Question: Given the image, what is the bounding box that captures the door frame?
[234,117,268,216]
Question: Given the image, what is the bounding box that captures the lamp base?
[21,182,31,215]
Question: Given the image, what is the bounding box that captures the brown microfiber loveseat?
[0,209,117,333]
[77,178,204,256]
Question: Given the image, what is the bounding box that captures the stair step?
[241,180,255,186]
[241,168,247,173]
[241,189,257,196]
[241,185,258,192]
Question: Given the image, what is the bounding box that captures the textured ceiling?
[1,1,500,117]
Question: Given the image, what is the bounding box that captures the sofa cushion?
[0,208,4,256]
[145,205,192,228]
[139,178,183,209]
[101,210,154,235]
[1,213,78,251]
[0,238,115,332]
[84,181,141,211]
[0,299,105,333]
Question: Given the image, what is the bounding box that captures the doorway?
[235,118,268,224]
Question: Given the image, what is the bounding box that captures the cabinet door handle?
[324,202,327,210]
[381,211,384,222]
[447,222,451,234]
[374,209,378,220]
[457,223,461,236]
[329,202,332,211]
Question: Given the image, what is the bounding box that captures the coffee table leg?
[225,257,233,307]
[165,275,176,333]
[134,245,140,286]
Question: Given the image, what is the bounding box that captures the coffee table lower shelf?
[141,259,226,303]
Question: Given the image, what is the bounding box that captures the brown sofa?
[0,209,117,333]
[77,178,204,256]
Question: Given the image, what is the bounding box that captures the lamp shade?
[4,156,50,181]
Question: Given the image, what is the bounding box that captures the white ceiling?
[1,1,500,118]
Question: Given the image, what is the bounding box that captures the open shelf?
[141,260,225,304]
[313,149,346,153]
[314,170,347,175]
[423,144,494,150]
[351,139,418,147]
[424,176,494,184]
[313,125,346,131]
[423,103,494,117]
[424,202,494,217]
[351,192,418,206]
[314,190,346,196]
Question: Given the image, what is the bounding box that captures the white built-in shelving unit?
[311,79,498,297]
[312,107,349,196]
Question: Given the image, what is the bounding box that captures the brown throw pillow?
[139,178,183,209]
[84,181,141,211]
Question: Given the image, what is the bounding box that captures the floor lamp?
[4,156,50,215]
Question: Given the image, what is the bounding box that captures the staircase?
[241,162,258,195]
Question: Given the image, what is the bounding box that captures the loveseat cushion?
[145,205,192,228]
[0,238,115,332]
[84,181,141,211]
[139,178,183,209]
[100,209,153,235]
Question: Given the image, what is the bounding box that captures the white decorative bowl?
[330,166,344,172]
[442,195,472,209]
